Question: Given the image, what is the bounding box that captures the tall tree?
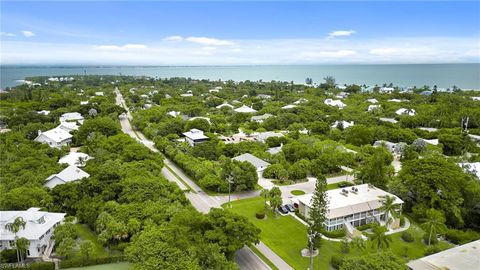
[420,208,447,246]
[4,217,26,262]
[378,195,400,226]
[16,238,30,262]
[268,187,282,216]
[307,174,328,270]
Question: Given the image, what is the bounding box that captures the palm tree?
[369,223,391,250]
[260,189,269,210]
[420,208,447,246]
[4,217,27,262]
[378,195,399,226]
[16,238,30,262]
[350,237,366,251]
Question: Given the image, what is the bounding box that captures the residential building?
[44,165,90,189]
[257,94,272,99]
[58,152,91,167]
[234,105,257,113]
[294,98,308,104]
[379,117,398,124]
[251,113,273,123]
[167,111,181,117]
[407,240,480,270]
[189,117,211,124]
[380,87,395,93]
[331,120,354,129]
[458,162,480,179]
[373,140,406,155]
[59,112,84,125]
[216,103,234,109]
[296,184,403,232]
[368,105,381,111]
[366,98,378,104]
[324,99,347,109]
[396,108,416,116]
[232,153,270,172]
[34,128,72,148]
[95,92,104,96]
[281,104,297,109]
[182,129,209,147]
[266,144,283,155]
[37,110,50,116]
[255,131,283,143]
[0,208,65,258]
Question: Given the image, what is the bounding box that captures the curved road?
[115,89,292,270]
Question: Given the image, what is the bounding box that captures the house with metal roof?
[234,105,257,113]
[0,208,65,258]
[182,129,209,147]
[34,127,73,148]
[232,153,270,172]
[44,165,90,189]
[255,131,283,143]
[251,113,273,123]
[296,184,403,232]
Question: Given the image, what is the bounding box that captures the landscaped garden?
[225,196,453,270]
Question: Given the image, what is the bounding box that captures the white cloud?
[95,44,147,51]
[328,30,356,38]
[21,30,36,37]
[164,36,183,41]
[1,32,16,37]
[369,47,437,57]
[185,36,234,46]
[201,46,217,51]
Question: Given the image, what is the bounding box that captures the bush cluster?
[445,229,480,245]
[401,231,414,242]
[59,255,124,269]
[255,211,266,219]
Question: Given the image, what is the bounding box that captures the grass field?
[67,262,129,270]
[75,224,108,257]
[225,197,453,270]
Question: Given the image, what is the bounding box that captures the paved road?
[115,89,274,270]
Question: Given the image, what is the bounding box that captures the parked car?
[285,204,295,212]
[278,206,288,214]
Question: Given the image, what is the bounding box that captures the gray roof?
[407,240,480,270]
[232,153,270,169]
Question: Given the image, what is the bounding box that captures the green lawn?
[67,262,129,270]
[225,197,453,270]
[75,224,108,257]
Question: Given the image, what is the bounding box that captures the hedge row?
[0,262,54,270]
[59,255,124,269]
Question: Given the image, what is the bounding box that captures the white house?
[257,94,272,99]
[324,99,347,109]
[379,117,398,124]
[380,87,395,93]
[294,98,309,104]
[57,121,80,132]
[182,129,209,147]
[373,140,406,155]
[255,131,283,143]
[216,103,234,109]
[95,92,104,96]
[331,120,354,129]
[296,184,403,232]
[396,108,416,116]
[366,98,378,104]
[180,93,193,97]
[80,101,89,105]
[37,110,50,116]
[0,208,65,258]
[281,104,297,110]
[458,162,480,179]
[266,144,283,155]
[368,105,381,112]
[60,112,84,125]
[34,128,72,148]
[251,113,273,123]
[58,152,91,167]
[45,165,90,189]
[234,105,257,113]
[167,111,181,117]
[233,153,270,172]
[472,97,480,101]
[388,98,406,103]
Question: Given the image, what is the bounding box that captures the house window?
[27,250,30,256]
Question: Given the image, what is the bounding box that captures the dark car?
[285,204,295,212]
[278,206,288,214]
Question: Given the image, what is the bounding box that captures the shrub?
[321,228,346,238]
[356,223,373,231]
[255,211,266,219]
[330,254,344,269]
[424,245,444,256]
[445,229,480,245]
[29,262,55,270]
[0,249,17,263]
[59,255,124,269]
[401,231,414,242]
[400,216,405,227]
[423,233,438,245]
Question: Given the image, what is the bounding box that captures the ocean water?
[1,64,479,90]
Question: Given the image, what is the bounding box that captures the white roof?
[189,117,211,124]
[396,108,416,116]
[251,114,273,121]
[297,184,403,219]
[267,145,283,155]
[167,111,181,117]
[216,103,234,109]
[257,94,272,99]
[58,152,91,167]
[46,165,90,184]
[233,153,270,169]
[95,92,104,96]
[472,97,480,101]
[282,104,297,109]
[388,99,405,103]
[407,240,480,270]
[234,105,257,113]
[60,112,84,123]
[37,110,50,115]
[183,129,208,140]
[368,105,381,111]
[180,93,193,97]
[379,117,398,124]
[324,99,346,108]
[418,127,438,132]
[294,98,308,104]
[37,127,73,143]
[0,208,65,241]
[458,162,480,179]
[331,120,354,129]
[366,98,378,104]
[80,101,89,105]
[58,121,80,132]
[424,139,439,145]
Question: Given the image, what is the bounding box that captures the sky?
[1,1,479,65]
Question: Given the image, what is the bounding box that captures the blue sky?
[1,1,479,65]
